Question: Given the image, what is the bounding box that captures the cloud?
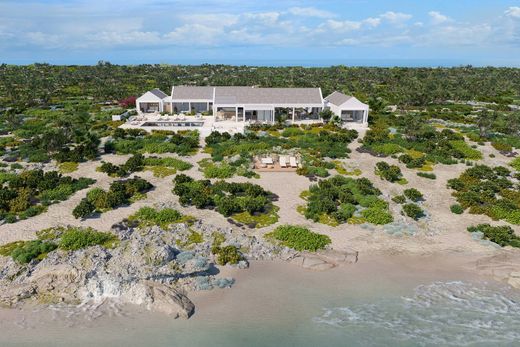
[321,19,362,32]
[288,7,334,18]
[505,6,520,18]
[379,11,412,24]
[0,1,518,58]
[429,11,449,25]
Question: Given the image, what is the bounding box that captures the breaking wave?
[314,281,520,346]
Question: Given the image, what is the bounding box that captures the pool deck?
[119,115,245,137]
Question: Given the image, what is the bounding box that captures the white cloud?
[322,19,362,32]
[429,11,449,25]
[363,17,381,28]
[379,11,412,24]
[505,6,520,18]
[288,7,334,18]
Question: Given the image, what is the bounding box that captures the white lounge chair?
[279,156,287,168]
[290,157,297,168]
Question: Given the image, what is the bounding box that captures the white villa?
[129,86,369,136]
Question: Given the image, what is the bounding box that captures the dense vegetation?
[447,165,520,224]
[206,125,358,177]
[363,119,482,165]
[0,169,95,223]
[468,224,520,248]
[300,175,393,226]
[0,226,117,263]
[265,225,331,252]
[73,177,153,219]
[2,64,520,109]
[105,129,199,156]
[172,174,278,228]
[98,153,192,178]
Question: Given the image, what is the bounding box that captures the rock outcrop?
[476,251,520,290]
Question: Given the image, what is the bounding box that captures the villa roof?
[214,86,323,105]
[149,88,168,99]
[325,91,354,106]
[171,86,214,100]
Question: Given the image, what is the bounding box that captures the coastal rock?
[144,281,194,318]
[475,252,520,289]
[290,249,359,271]
[300,256,335,271]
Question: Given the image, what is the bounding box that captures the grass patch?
[232,205,279,228]
[58,162,79,173]
[265,225,331,252]
[128,206,194,228]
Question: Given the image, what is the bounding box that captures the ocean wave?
[313,281,520,346]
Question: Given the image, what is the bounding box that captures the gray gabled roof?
[325,91,353,106]
[149,88,168,99]
[214,87,323,105]
[172,86,214,100]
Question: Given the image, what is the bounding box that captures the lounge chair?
[279,156,287,168]
[290,157,297,168]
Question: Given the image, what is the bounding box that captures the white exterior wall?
[136,91,164,113]
[328,97,369,126]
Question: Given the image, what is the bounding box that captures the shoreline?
[1,249,519,346]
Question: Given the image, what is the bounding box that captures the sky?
[1,0,520,66]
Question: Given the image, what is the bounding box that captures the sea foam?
[314,281,520,346]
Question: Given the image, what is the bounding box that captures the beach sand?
[2,252,517,347]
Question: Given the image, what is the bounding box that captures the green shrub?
[450,204,464,214]
[266,225,331,252]
[417,172,436,179]
[468,224,520,247]
[402,203,425,220]
[59,227,118,250]
[510,158,520,171]
[361,208,394,224]
[448,164,520,224]
[375,161,403,182]
[213,245,242,265]
[58,162,79,173]
[10,240,57,263]
[491,142,513,152]
[403,188,424,202]
[75,177,152,218]
[72,199,95,219]
[392,195,406,204]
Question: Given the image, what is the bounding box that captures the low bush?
[510,158,520,171]
[468,224,520,247]
[265,225,331,252]
[59,227,118,250]
[492,142,513,152]
[58,162,79,173]
[212,245,242,265]
[403,188,424,202]
[10,240,57,263]
[392,195,406,204]
[402,203,425,220]
[417,172,436,179]
[447,164,520,224]
[302,175,392,225]
[172,174,278,226]
[128,206,187,228]
[375,161,403,183]
[450,204,464,214]
[73,177,152,218]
